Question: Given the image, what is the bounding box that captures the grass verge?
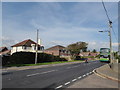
[4,60,84,67]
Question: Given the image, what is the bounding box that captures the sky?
[1,2,119,51]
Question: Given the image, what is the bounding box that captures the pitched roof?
[79,52,90,56]
[0,47,8,52]
[0,47,6,49]
[11,39,40,47]
[89,52,99,56]
[45,45,65,51]
[0,50,11,55]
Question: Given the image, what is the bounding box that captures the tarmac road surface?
[2,60,106,89]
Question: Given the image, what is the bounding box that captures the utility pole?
[35,29,39,64]
[108,20,113,63]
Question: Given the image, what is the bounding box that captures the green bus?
[100,48,110,62]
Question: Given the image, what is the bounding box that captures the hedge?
[2,52,67,66]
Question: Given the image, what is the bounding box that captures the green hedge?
[2,52,67,66]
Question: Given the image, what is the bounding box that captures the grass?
[4,60,84,67]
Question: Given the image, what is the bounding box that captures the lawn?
[5,60,84,67]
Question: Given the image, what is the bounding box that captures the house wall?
[44,50,71,56]
[11,47,17,54]
[11,46,44,55]
[44,50,60,56]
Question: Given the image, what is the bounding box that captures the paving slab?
[95,64,119,82]
[68,74,118,88]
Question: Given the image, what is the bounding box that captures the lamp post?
[99,21,113,63]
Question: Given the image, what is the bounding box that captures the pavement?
[68,74,118,88]
[94,63,120,82]
[68,63,120,89]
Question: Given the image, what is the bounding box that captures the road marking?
[92,69,96,72]
[67,67,71,69]
[27,70,56,77]
[78,76,82,79]
[64,82,70,85]
[41,70,56,74]
[72,79,77,82]
[56,71,93,89]
[83,74,86,77]
[55,85,63,89]
[27,73,39,77]
[86,73,89,75]
[89,71,92,74]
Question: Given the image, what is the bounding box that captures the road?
[2,60,106,89]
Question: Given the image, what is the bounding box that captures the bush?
[2,56,10,66]
[75,56,81,60]
[2,52,67,66]
[95,54,100,58]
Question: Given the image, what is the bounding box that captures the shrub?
[2,52,67,66]
[10,52,35,64]
[2,56,10,66]
[75,56,81,60]
[95,54,100,58]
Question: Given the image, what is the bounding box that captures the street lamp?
[99,21,113,64]
[99,30,109,32]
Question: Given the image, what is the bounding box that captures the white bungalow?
[11,39,44,54]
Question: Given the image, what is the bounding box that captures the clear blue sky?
[2,2,118,51]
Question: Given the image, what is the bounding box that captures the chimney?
[38,39,41,45]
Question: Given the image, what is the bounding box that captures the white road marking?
[83,74,86,77]
[67,67,71,69]
[72,79,77,82]
[86,73,89,75]
[64,82,70,85]
[58,71,94,88]
[92,69,96,72]
[67,65,80,69]
[41,70,56,74]
[27,70,56,77]
[55,85,63,89]
[89,71,92,74]
[78,76,82,79]
[27,73,39,77]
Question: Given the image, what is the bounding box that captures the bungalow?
[89,52,100,57]
[11,39,44,54]
[79,52,99,57]
[0,47,11,56]
[44,45,70,56]
[79,52,90,56]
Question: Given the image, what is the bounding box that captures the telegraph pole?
[35,29,39,64]
[108,20,113,63]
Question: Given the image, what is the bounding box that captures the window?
[38,46,40,50]
[23,46,27,49]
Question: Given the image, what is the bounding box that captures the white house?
[11,39,44,54]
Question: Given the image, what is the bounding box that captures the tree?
[67,42,88,57]
[92,49,97,53]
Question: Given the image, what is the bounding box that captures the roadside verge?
[2,61,85,71]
